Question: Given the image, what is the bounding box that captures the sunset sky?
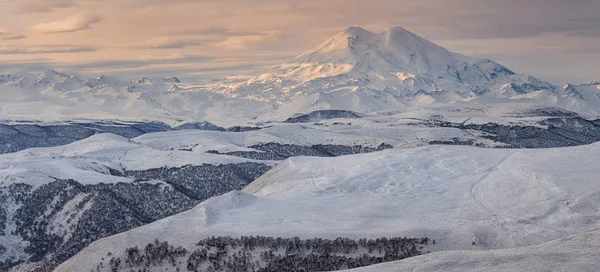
[1,0,598,84]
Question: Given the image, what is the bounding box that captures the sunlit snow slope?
[344,229,600,272]
[56,143,600,271]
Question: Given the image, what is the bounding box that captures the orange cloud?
[20,0,76,13]
[0,29,27,40]
[0,45,96,54]
[32,14,101,33]
[130,37,204,49]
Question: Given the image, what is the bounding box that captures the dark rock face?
[208,143,394,160]
[0,163,271,272]
[284,110,361,123]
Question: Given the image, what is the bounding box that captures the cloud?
[0,46,96,54]
[67,54,212,70]
[175,26,264,37]
[175,26,231,36]
[32,14,102,33]
[215,31,282,50]
[167,26,281,49]
[0,29,27,40]
[1,35,27,40]
[131,37,204,49]
[19,0,76,13]
[67,56,261,82]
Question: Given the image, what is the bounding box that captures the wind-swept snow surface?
[344,229,600,272]
[0,133,270,188]
[56,143,600,271]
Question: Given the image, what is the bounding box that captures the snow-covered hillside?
[0,133,272,188]
[0,133,276,270]
[1,27,599,126]
[55,143,600,271]
[2,121,451,271]
[0,112,590,271]
[344,229,600,272]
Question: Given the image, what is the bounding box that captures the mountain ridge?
[0,26,599,126]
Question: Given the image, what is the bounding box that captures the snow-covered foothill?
[55,143,600,271]
[343,229,600,272]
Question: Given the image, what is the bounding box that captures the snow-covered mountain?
[205,26,599,120]
[1,26,599,126]
[55,143,600,272]
[208,26,548,100]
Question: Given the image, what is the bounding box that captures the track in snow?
[465,152,568,241]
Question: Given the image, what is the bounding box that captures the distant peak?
[39,69,68,78]
[137,76,181,84]
[86,75,126,87]
[339,27,376,43]
[382,26,411,33]
[167,76,181,83]
[342,26,372,36]
[42,68,59,74]
[138,76,151,83]
[379,25,433,46]
[296,26,376,56]
[95,75,122,82]
[301,25,442,58]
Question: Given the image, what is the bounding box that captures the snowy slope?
[129,118,510,152]
[0,132,279,270]
[0,70,271,126]
[4,112,539,190]
[55,143,600,271]
[344,229,600,272]
[0,133,269,188]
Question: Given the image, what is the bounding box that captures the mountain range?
[0,26,598,127]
